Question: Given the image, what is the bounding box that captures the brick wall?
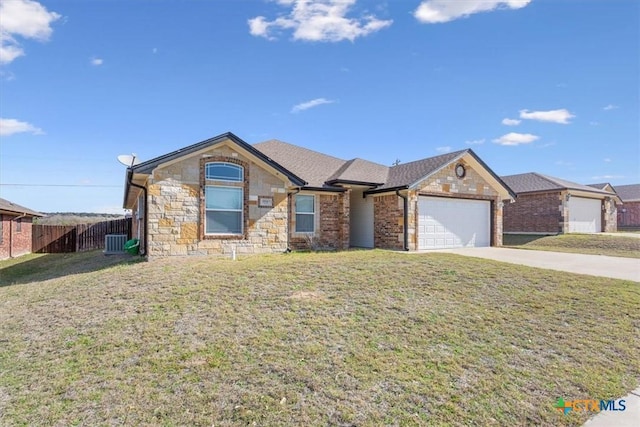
[289,191,350,250]
[503,192,563,234]
[617,201,640,227]
[145,145,289,257]
[373,194,404,250]
[0,214,34,259]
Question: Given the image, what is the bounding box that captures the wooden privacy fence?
[33,218,132,253]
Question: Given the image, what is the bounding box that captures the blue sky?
[1,0,638,213]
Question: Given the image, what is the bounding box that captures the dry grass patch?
[504,233,640,258]
[1,250,638,426]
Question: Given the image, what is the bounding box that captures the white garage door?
[418,197,491,250]
[568,197,601,233]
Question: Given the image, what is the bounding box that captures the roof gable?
[129,132,306,185]
[502,172,614,196]
[382,150,467,190]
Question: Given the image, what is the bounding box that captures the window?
[16,217,22,232]
[205,186,243,234]
[205,162,243,182]
[295,194,315,233]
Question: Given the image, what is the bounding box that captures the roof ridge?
[390,148,469,169]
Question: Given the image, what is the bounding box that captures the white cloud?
[555,160,573,167]
[436,146,452,153]
[519,108,575,124]
[591,175,623,180]
[152,48,158,54]
[0,0,60,64]
[501,118,521,126]
[465,138,485,145]
[291,97,335,113]
[0,117,43,136]
[414,0,531,24]
[248,0,392,42]
[603,104,618,111]
[90,57,103,66]
[493,132,539,146]
[603,158,612,163]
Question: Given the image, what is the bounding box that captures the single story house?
[612,184,640,229]
[501,173,619,234]
[0,198,44,260]
[122,132,515,257]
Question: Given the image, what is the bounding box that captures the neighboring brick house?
[122,132,515,257]
[613,184,640,229]
[501,173,619,234]
[0,198,44,260]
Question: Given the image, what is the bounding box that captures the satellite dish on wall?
[117,154,141,167]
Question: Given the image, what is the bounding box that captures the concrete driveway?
[432,247,640,282]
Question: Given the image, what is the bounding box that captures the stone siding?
[602,198,617,232]
[145,145,289,257]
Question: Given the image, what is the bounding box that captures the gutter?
[395,190,409,251]
[127,169,148,256]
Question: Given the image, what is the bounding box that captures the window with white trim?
[205,162,243,182]
[295,194,315,233]
[205,186,243,234]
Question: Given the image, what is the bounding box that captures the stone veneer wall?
[289,191,350,250]
[145,145,288,257]
[602,198,617,232]
[503,192,563,234]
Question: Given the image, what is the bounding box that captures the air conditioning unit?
[105,234,128,254]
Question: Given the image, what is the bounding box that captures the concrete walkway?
[430,247,640,282]
[582,387,640,427]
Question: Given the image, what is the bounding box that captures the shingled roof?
[614,184,640,202]
[0,198,43,217]
[501,172,613,196]
[254,140,513,197]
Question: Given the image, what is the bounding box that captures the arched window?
[204,162,244,234]
[205,162,243,182]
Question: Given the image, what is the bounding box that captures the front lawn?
[1,250,638,426]
[504,233,640,258]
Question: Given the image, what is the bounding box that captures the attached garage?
[418,196,491,249]
[567,197,602,233]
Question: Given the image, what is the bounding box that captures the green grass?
[504,233,640,258]
[1,250,638,426]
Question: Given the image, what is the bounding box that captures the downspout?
[395,190,409,251]
[127,170,148,256]
[286,188,301,252]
